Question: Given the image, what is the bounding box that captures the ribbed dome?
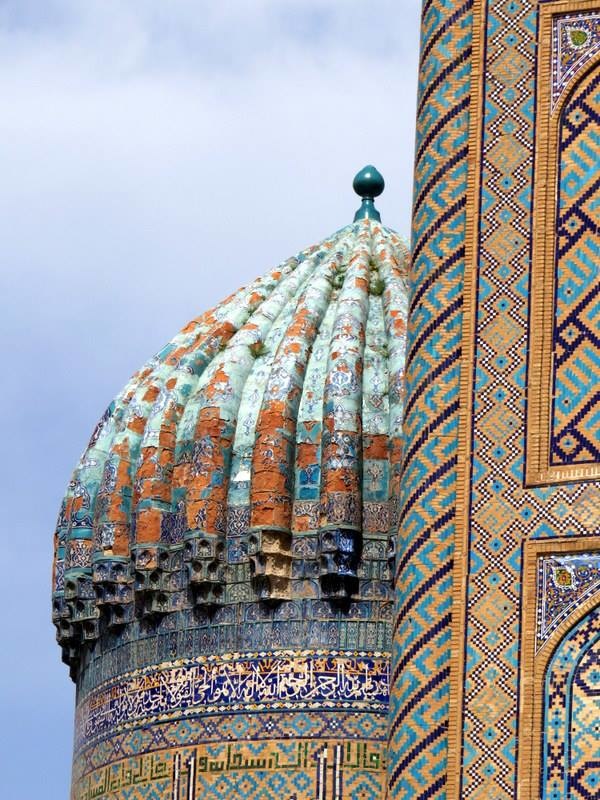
[52,218,409,670]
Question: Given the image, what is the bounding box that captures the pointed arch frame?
[526,0,600,486]
[517,534,600,799]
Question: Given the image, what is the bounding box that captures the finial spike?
[353,165,384,222]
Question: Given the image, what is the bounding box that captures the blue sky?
[0,2,420,795]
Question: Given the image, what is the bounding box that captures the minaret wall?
[389,2,600,799]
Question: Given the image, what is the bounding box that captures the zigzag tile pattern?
[74,710,388,774]
[387,1,473,797]
[459,4,539,789]
[551,69,600,466]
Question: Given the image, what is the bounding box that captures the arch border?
[517,534,600,799]
[526,0,600,486]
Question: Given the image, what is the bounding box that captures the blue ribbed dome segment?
[52,219,409,671]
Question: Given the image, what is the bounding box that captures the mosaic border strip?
[445,0,486,794]
[74,735,388,800]
[526,0,600,486]
[75,650,390,751]
[76,602,393,695]
[74,710,388,774]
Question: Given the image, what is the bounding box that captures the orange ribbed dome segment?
[52,219,409,670]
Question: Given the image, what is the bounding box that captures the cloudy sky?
[0,1,421,795]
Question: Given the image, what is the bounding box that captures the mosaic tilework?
[71,652,389,800]
[76,599,393,694]
[518,537,600,799]
[74,738,387,800]
[542,606,600,799]
[550,67,600,466]
[52,219,408,671]
[387,0,472,797]
[528,2,600,486]
[74,709,386,770]
[451,1,600,798]
[75,651,390,749]
[537,552,600,649]
[553,10,600,109]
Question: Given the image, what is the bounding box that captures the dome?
[52,215,409,672]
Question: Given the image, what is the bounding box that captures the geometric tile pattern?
[537,552,600,650]
[72,711,388,800]
[74,710,386,771]
[454,1,600,798]
[72,646,389,799]
[527,6,600,487]
[568,641,600,800]
[387,0,473,796]
[550,68,600,466]
[74,601,393,695]
[553,10,600,110]
[542,606,600,800]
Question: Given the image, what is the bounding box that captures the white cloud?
[0,1,418,76]
[0,0,420,359]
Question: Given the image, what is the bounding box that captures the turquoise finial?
[353,165,384,222]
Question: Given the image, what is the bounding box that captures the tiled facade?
[542,608,600,800]
[387,1,600,799]
[550,66,599,466]
[387,0,473,795]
